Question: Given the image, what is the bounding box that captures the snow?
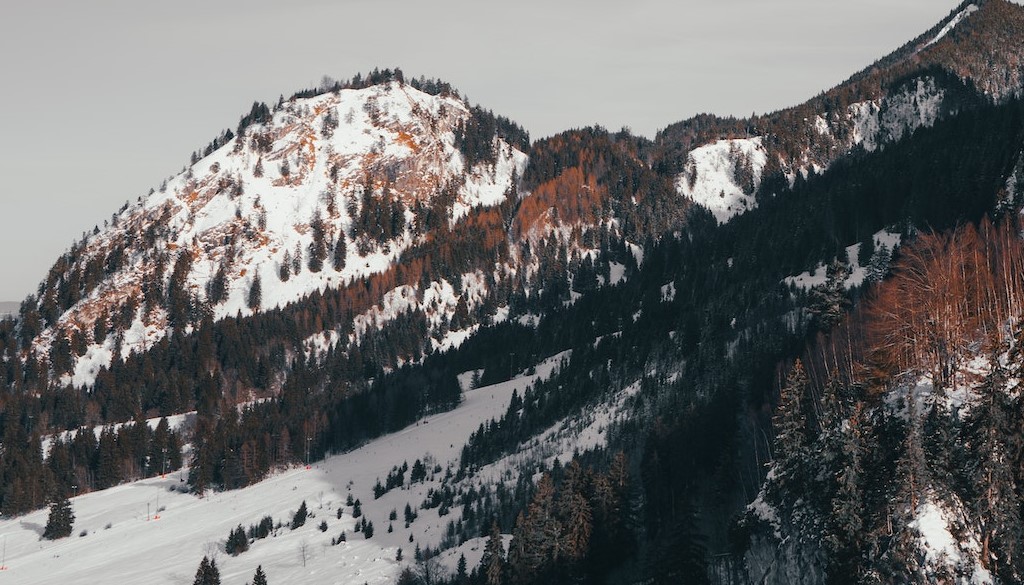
[913,501,960,564]
[69,343,113,389]
[660,281,676,302]
[747,491,782,539]
[37,81,527,378]
[608,262,627,286]
[783,230,901,291]
[1,354,567,585]
[924,4,979,49]
[675,137,768,224]
[910,498,993,584]
[848,78,945,153]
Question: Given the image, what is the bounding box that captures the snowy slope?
[32,81,526,387]
[0,355,566,585]
[676,138,767,224]
[923,3,979,48]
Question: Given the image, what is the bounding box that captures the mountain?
[659,0,1024,223]
[5,2,1024,584]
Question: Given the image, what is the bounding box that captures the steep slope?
[660,0,1024,223]
[22,78,526,388]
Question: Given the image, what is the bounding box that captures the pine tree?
[226,524,249,555]
[970,360,1024,578]
[192,556,221,585]
[825,403,865,580]
[858,232,875,266]
[248,273,262,311]
[808,260,849,331]
[279,251,291,282]
[333,237,347,271]
[292,500,308,529]
[773,360,810,497]
[42,495,74,539]
[866,243,891,283]
[252,565,268,585]
[481,520,505,585]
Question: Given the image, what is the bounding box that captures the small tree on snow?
[292,500,308,529]
[192,556,221,585]
[252,565,268,585]
[43,495,74,540]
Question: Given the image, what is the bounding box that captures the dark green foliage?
[192,556,220,585]
[773,361,810,497]
[247,273,262,310]
[292,500,308,529]
[454,106,529,169]
[252,565,268,585]
[410,459,427,483]
[332,237,347,271]
[207,262,228,304]
[237,102,272,135]
[808,261,850,332]
[42,495,74,539]
[225,524,249,555]
[247,515,274,540]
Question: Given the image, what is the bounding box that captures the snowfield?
[676,138,767,224]
[0,355,567,585]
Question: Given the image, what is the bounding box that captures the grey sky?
[0,0,973,301]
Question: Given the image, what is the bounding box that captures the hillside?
[4,2,1024,584]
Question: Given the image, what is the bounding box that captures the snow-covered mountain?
[26,79,527,387]
[6,3,1024,585]
[666,0,1024,223]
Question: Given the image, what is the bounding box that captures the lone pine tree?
[42,495,74,539]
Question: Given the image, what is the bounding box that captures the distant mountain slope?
[657,0,1024,223]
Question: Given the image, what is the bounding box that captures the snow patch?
[676,137,768,224]
[661,281,676,302]
[924,4,979,49]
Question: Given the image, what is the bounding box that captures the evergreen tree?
[42,495,74,539]
[333,237,347,271]
[252,565,268,585]
[481,520,506,585]
[226,524,249,555]
[773,360,810,498]
[857,232,875,266]
[279,251,291,282]
[969,359,1024,579]
[866,243,891,283]
[292,500,308,529]
[808,260,849,331]
[248,273,262,311]
[825,403,865,581]
[192,556,221,585]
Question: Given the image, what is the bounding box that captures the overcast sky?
[0,0,976,301]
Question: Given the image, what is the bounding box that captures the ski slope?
[0,356,565,585]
